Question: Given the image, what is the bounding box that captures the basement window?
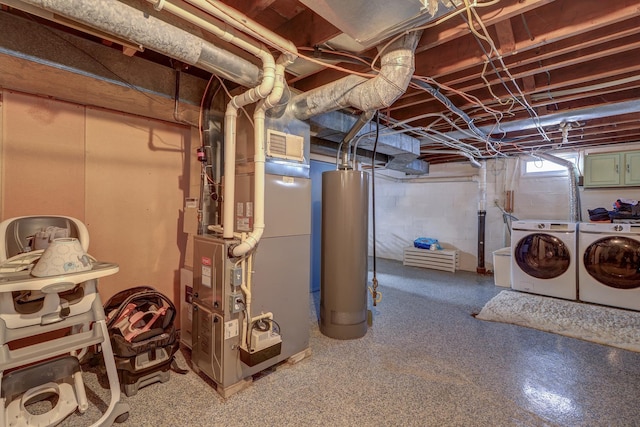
[524,154,578,176]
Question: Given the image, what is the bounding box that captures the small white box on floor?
[492,247,511,287]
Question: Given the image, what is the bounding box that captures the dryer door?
[514,233,571,279]
[583,236,640,289]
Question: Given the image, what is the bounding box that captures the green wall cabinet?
[584,151,640,187]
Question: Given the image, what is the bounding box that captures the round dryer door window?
[514,233,571,279]
[583,236,640,289]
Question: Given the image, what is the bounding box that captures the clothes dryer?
[578,222,640,310]
[511,221,578,300]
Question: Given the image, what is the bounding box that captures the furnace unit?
[191,111,311,397]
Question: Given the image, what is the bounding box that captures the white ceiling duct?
[300,0,460,50]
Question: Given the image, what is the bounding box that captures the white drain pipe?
[183,0,298,60]
[143,0,278,242]
[142,0,292,251]
[231,56,292,255]
[146,0,280,72]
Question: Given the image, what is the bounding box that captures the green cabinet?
[584,151,640,187]
[625,151,640,186]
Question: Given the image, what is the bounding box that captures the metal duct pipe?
[289,31,422,121]
[440,99,640,141]
[16,0,261,88]
[341,111,374,168]
[536,153,583,222]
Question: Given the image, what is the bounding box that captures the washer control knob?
[537,223,545,229]
[614,224,623,232]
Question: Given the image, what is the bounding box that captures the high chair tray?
[0,262,118,292]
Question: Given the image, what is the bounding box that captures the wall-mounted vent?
[266,129,305,162]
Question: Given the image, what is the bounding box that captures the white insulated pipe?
[220,57,277,240]
[17,0,261,88]
[290,31,422,121]
[147,0,274,87]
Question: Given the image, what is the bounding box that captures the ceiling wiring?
[368,0,501,71]
[462,2,551,143]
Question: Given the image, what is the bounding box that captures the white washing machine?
[578,222,640,311]
[511,221,578,300]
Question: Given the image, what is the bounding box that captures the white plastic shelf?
[403,247,459,273]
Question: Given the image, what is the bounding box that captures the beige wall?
[1,90,198,321]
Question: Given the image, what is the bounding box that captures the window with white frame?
[523,154,579,176]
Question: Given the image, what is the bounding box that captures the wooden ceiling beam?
[415,0,555,52]
[390,41,640,117]
[227,0,276,17]
[493,17,516,55]
[292,0,555,91]
[413,14,640,87]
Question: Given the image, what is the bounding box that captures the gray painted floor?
[61,258,640,426]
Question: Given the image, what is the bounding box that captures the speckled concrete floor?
[57,258,640,426]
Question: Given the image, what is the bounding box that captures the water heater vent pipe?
[536,152,582,222]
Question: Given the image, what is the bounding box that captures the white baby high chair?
[0,215,129,426]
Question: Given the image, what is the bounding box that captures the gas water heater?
[191,112,311,397]
[320,169,369,339]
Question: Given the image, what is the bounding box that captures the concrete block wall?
[369,160,506,272]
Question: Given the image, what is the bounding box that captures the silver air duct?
[536,152,582,223]
[13,0,261,88]
[289,31,422,121]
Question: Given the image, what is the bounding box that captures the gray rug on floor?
[476,290,640,352]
